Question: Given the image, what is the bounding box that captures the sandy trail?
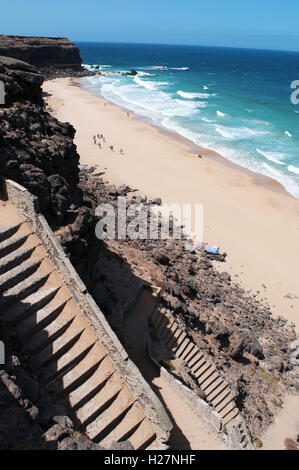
[261,395,299,450]
[43,78,299,332]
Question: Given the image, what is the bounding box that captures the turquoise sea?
[76,42,299,198]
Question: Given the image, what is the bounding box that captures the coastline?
[75,77,294,199]
[43,77,299,331]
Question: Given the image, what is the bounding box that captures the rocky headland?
[0,35,94,79]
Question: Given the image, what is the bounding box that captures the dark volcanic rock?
[0,35,82,69]
[0,55,43,104]
[123,69,138,76]
[0,56,81,225]
[155,251,170,266]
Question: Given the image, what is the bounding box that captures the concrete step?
[31,320,89,370]
[176,338,191,357]
[160,320,177,342]
[153,311,164,330]
[3,286,61,325]
[0,243,40,276]
[85,389,136,442]
[47,344,107,394]
[158,314,173,337]
[215,392,236,415]
[128,419,156,450]
[76,372,124,426]
[12,299,69,341]
[146,439,162,451]
[0,222,22,243]
[200,371,220,391]
[156,316,170,336]
[99,402,145,448]
[68,356,116,409]
[211,388,232,409]
[203,376,223,395]
[164,323,181,347]
[0,233,32,259]
[24,315,76,356]
[163,322,180,347]
[0,271,53,308]
[186,351,203,368]
[182,345,198,362]
[222,403,239,424]
[38,327,96,380]
[0,258,43,294]
[192,359,209,376]
[206,381,228,403]
[169,331,187,352]
[149,306,161,324]
[179,342,195,361]
[197,366,217,386]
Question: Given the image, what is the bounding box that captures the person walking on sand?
[109,145,114,151]
[98,142,102,149]
[120,149,124,156]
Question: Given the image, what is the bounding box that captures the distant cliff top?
[0,35,82,69]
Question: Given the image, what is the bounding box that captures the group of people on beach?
[93,134,124,156]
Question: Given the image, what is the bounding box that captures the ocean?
[76,42,299,198]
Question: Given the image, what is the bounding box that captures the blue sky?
[1,0,299,51]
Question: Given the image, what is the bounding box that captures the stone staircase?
[0,180,171,450]
[149,306,239,427]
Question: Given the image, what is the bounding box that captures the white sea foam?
[142,65,168,70]
[161,118,201,145]
[133,76,169,90]
[203,85,209,90]
[138,71,154,76]
[252,120,270,126]
[285,131,292,137]
[201,117,215,123]
[174,99,206,109]
[99,79,198,120]
[215,127,234,139]
[83,64,111,70]
[256,148,286,165]
[288,165,299,175]
[216,126,269,140]
[170,67,189,70]
[177,90,213,99]
[217,110,226,117]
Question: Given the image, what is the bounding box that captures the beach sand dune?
[43,78,299,331]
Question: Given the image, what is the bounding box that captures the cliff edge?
[0,35,82,69]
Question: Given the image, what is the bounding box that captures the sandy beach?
[43,77,299,331]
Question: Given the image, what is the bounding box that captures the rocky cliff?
[0,35,82,69]
[0,55,96,276]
